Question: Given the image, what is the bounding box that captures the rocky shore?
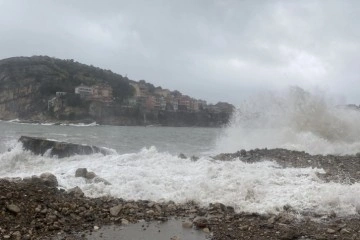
[3,137,360,240]
[1,146,360,239]
[1,174,360,240]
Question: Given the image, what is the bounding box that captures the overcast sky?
[0,0,360,105]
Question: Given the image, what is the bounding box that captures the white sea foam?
[215,87,360,155]
[0,144,359,217]
[64,122,98,127]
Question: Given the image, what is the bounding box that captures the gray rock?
[193,216,208,228]
[93,176,111,185]
[19,136,109,158]
[68,186,84,197]
[178,153,187,159]
[203,228,210,233]
[327,228,336,234]
[39,172,58,187]
[182,221,193,228]
[121,219,129,225]
[154,204,162,213]
[75,168,88,178]
[240,149,247,156]
[167,203,177,211]
[146,210,155,215]
[110,204,123,216]
[6,204,20,213]
[267,216,276,224]
[85,171,96,179]
[210,202,226,212]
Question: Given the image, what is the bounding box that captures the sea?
[1,88,360,218]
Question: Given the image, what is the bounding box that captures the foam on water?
[215,87,360,155]
[1,143,359,217]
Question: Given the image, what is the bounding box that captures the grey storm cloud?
[1,0,360,104]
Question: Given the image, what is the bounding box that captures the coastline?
[0,118,228,128]
[1,148,360,239]
[1,176,359,240]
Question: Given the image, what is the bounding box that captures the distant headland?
[0,56,234,127]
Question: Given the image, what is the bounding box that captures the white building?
[75,85,93,97]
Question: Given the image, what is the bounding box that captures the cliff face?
[0,56,133,120]
[0,60,43,120]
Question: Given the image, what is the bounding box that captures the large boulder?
[75,168,111,185]
[19,136,109,158]
[39,172,58,187]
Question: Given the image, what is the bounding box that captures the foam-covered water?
[1,87,360,217]
[1,141,360,217]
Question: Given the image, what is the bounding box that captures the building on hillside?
[92,84,113,103]
[178,95,191,111]
[154,96,166,110]
[139,82,149,96]
[190,99,200,112]
[171,99,179,111]
[75,85,93,98]
[145,96,156,111]
[154,88,171,98]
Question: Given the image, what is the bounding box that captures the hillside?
[0,56,234,126]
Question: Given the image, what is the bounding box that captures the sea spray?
[215,87,360,155]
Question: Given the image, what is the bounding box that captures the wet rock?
[182,221,193,228]
[154,204,162,213]
[210,202,226,212]
[178,153,187,159]
[19,136,109,158]
[109,204,122,216]
[340,228,351,234]
[75,168,88,178]
[39,172,58,187]
[121,219,129,225]
[85,171,96,179]
[93,176,111,185]
[267,216,276,224]
[6,204,20,213]
[68,186,84,197]
[203,227,210,233]
[146,210,155,215]
[167,203,177,211]
[193,216,208,229]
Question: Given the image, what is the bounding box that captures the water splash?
[216,87,360,155]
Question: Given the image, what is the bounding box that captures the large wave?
[216,87,360,155]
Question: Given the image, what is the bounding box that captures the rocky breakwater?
[18,136,110,158]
